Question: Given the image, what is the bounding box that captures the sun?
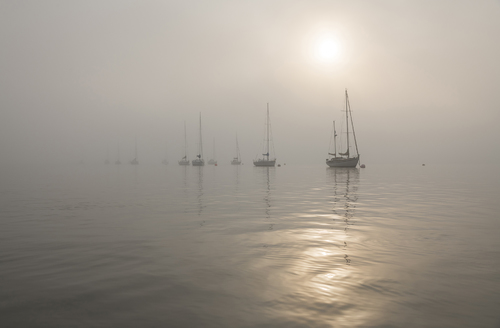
[314,37,341,64]
[304,25,346,69]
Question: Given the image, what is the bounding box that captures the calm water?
[1,163,500,327]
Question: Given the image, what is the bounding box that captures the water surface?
[1,163,499,327]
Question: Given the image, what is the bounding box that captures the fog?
[1,0,500,169]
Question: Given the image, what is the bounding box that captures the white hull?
[326,156,359,168]
[208,159,217,165]
[253,159,276,167]
[192,159,205,166]
[231,160,241,165]
[178,160,190,166]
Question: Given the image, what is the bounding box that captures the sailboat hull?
[231,160,241,165]
[326,156,359,168]
[253,159,276,167]
[178,160,190,166]
[192,159,205,166]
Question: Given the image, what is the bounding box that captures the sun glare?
[315,37,341,64]
[304,25,347,69]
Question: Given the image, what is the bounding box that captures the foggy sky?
[1,0,499,168]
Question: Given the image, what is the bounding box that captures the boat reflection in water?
[328,167,359,266]
[196,166,204,216]
[253,166,363,326]
[263,167,272,220]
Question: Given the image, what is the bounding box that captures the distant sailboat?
[254,104,276,167]
[130,137,139,165]
[231,134,242,165]
[208,137,217,165]
[178,121,190,165]
[192,113,204,166]
[326,89,360,168]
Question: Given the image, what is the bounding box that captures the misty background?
[1,0,499,169]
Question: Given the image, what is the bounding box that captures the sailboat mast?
[347,94,359,157]
[266,103,270,161]
[199,113,203,158]
[236,134,240,160]
[184,121,187,158]
[333,121,337,157]
[345,89,350,157]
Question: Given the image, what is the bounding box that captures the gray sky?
[1,0,499,167]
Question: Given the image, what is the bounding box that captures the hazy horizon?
[2,0,500,169]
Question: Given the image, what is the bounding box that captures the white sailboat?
[231,134,242,165]
[254,104,276,167]
[178,121,190,165]
[326,89,360,168]
[192,113,205,166]
[208,137,217,165]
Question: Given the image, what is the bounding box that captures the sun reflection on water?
[254,167,367,326]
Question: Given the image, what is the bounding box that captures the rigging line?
[328,120,335,152]
[347,97,359,156]
[339,114,346,153]
[269,118,276,158]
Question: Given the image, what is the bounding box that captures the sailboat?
[130,137,139,165]
[326,89,360,168]
[231,134,242,165]
[192,113,205,166]
[253,104,276,167]
[208,137,217,165]
[178,121,190,165]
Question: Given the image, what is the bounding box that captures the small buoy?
[277,164,281,167]
[422,164,425,166]
[215,163,218,166]
[360,164,366,168]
